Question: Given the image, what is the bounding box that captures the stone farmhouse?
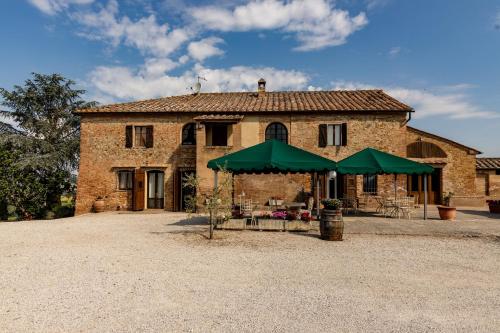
[476,158,500,200]
[75,79,483,215]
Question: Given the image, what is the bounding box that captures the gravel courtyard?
[1,210,499,332]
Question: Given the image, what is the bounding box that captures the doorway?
[328,174,345,199]
[147,171,164,209]
[407,168,442,204]
[178,170,196,211]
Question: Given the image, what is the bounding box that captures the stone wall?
[477,170,500,200]
[76,109,482,214]
[75,113,197,215]
[196,112,409,207]
[406,128,482,206]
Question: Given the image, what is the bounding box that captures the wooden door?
[407,169,441,205]
[133,169,145,211]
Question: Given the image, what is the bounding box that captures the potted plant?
[487,200,500,214]
[437,192,456,220]
[320,199,343,241]
[93,196,105,213]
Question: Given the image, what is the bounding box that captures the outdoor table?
[285,202,306,212]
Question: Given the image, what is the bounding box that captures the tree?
[0,73,96,218]
[183,166,233,239]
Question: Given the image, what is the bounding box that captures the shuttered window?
[127,125,153,148]
[118,170,133,190]
[319,123,347,147]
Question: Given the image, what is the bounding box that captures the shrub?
[321,199,342,210]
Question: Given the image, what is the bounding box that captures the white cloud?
[88,62,309,102]
[187,37,225,62]
[331,80,499,119]
[495,12,500,29]
[190,0,368,51]
[73,0,190,57]
[388,46,401,58]
[28,0,94,15]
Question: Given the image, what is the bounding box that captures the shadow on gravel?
[458,210,500,219]
[170,216,209,226]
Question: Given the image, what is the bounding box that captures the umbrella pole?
[334,175,338,199]
[394,174,397,200]
[423,175,428,220]
[316,174,320,218]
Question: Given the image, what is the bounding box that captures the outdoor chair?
[400,196,415,220]
[241,199,257,228]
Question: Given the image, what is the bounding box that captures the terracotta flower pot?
[437,206,456,220]
[93,198,105,213]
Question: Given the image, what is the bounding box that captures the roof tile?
[77,90,413,114]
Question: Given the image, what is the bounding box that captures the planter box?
[285,220,311,231]
[257,219,285,231]
[216,218,247,230]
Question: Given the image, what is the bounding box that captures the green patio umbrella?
[336,147,434,175]
[207,139,337,174]
[337,147,433,219]
[208,140,336,217]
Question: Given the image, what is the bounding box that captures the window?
[496,170,500,176]
[135,126,148,147]
[117,170,133,190]
[206,123,229,146]
[363,175,377,194]
[407,141,446,158]
[125,125,153,148]
[265,123,288,143]
[182,123,196,145]
[319,123,347,147]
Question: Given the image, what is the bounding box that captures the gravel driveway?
[1,212,499,332]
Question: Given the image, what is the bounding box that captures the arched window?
[265,122,288,144]
[407,141,447,158]
[182,123,196,145]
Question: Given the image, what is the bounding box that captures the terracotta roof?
[407,126,481,155]
[476,158,500,170]
[193,114,244,121]
[77,90,413,114]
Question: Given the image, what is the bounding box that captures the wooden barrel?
[320,209,344,241]
[93,199,105,213]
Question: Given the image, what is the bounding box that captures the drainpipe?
[402,110,413,126]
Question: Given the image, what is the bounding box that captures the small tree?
[183,166,233,239]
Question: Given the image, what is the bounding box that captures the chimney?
[258,78,266,94]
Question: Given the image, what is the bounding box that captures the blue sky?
[1,0,499,155]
